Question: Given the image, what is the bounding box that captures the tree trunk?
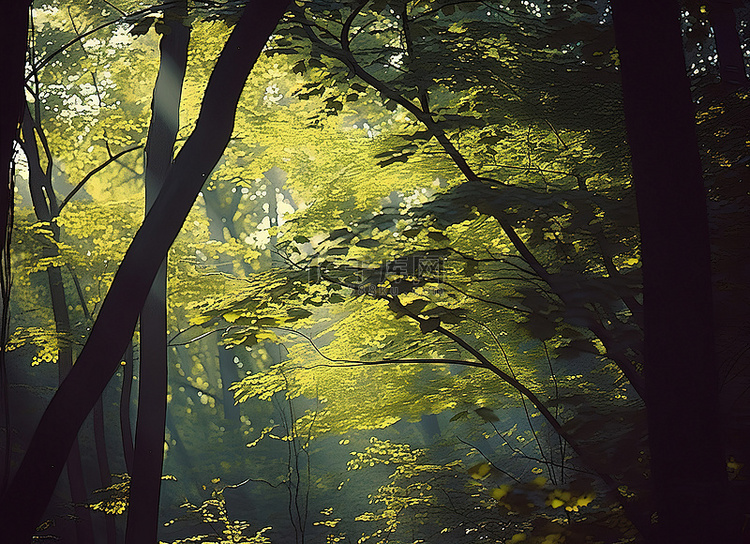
[611,0,740,541]
[0,0,29,255]
[708,0,748,86]
[202,187,243,423]
[50,268,95,544]
[93,398,117,544]
[21,107,95,544]
[0,1,32,493]
[120,342,135,473]
[125,2,189,542]
[0,2,291,541]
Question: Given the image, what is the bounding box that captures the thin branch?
[544,341,566,484]
[58,146,142,212]
[271,326,484,369]
[545,119,569,150]
[485,319,553,482]
[385,294,617,488]
[66,264,91,321]
[101,0,127,16]
[456,437,521,482]
[241,477,286,489]
[30,3,182,77]
[440,279,532,314]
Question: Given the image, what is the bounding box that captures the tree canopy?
[1,0,749,543]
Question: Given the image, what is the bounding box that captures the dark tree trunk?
[93,398,117,544]
[50,268,95,544]
[0,1,291,541]
[611,0,740,541]
[21,107,95,544]
[125,2,189,542]
[218,347,241,422]
[0,0,32,493]
[120,342,135,473]
[0,0,29,252]
[708,0,748,86]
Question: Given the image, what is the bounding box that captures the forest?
[0,0,749,542]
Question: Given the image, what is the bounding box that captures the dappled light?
[1,0,749,543]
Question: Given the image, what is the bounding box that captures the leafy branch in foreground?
[164,480,272,544]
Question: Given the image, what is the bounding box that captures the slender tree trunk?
[708,0,748,86]
[0,2,291,541]
[93,398,117,544]
[50,268,95,544]
[202,188,242,423]
[125,3,189,542]
[218,347,241,422]
[23,104,112,541]
[120,342,135,473]
[64,251,116,542]
[611,0,740,541]
[164,408,194,482]
[21,107,96,544]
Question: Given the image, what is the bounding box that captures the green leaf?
[449,410,469,422]
[328,293,346,303]
[129,17,156,36]
[403,299,429,314]
[355,238,380,248]
[522,314,558,341]
[287,308,313,319]
[401,228,422,238]
[377,153,412,167]
[223,311,242,323]
[419,317,440,333]
[468,462,491,480]
[475,407,499,422]
[462,261,478,276]
[329,228,350,239]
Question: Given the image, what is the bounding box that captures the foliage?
[6,0,750,542]
[85,473,177,516]
[163,480,272,544]
[345,437,634,544]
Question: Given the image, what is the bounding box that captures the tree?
[611,0,740,540]
[203,1,649,539]
[203,0,748,540]
[0,1,291,540]
[0,0,32,496]
[126,1,190,542]
[706,0,748,86]
[3,0,748,541]
[20,89,96,544]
